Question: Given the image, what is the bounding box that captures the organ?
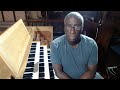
[0,19,58,79]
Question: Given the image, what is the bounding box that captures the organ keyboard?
[47,48,58,79]
[22,41,58,79]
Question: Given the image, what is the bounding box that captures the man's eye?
[67,25,71,27]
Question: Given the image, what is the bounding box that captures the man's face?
[64,16,82,44]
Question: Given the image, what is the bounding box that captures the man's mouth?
[70,36,76,40]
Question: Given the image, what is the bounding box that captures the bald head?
[64,12,84,46]
[64,12,84,27]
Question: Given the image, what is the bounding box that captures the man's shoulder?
[53,35,65,42]
[51,35,65,47]
[81,34,97,45]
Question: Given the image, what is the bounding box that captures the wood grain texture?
[0,19,33,79]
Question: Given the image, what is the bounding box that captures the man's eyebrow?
[74,24,81,26]
[65,24,81,26]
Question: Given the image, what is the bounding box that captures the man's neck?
[69,38,81,48]
[71,44,78,48]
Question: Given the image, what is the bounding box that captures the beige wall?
[3,11,15,21]
[0,11,3,21]
[15,11,26,21]
[0,11,26,21]
[0,11,44,22]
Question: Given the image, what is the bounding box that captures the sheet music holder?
[0,19,33,79]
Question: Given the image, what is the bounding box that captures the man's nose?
[70,27,76,33]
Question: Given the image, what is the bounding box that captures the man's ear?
[80,25,84,34]
[81,25,84,32]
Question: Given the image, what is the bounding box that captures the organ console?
[0,19,58,79]
[23,42,58,79]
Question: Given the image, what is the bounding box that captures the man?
[50,12,103,79]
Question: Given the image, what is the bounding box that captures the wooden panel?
[15,11,26,21]
[0,29,6,35]
[0,19,33,79]
[26,11,42,19]
[3,11,14,21]
[0,11,3,21]
[26,26,53,47]
[0,56,14,79]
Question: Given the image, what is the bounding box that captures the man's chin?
[68,38,76,43]
[69,38,76,41]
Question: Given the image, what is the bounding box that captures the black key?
[39,77,45,79]
[50,70,54,77]
[39,72,45,77]
[30,50,36,53]
[40,49,43,51]
[39,67,44,72]
[48,54,50,55]
[26,62,34,67]
[40,47,43,49]
[30,48,36,51]
[32,43,36,46]
[48,56,50,59]
[23,75,32,78]
[39,63,44,67]
[47,50,50,53]
[39,59,44,62]
[39,56,44,58]
[23,77,32,79]
[23,73,33,78]
[24,73,33,76]
[48,60,51,62]
[28,59,34,61]
[50,77,55,79]
[49,63,52,67]
[28,54,35,58]
[49,66,53,71]
[25,68,34,72]
[40,52,44,55]
[31,45,36,48]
